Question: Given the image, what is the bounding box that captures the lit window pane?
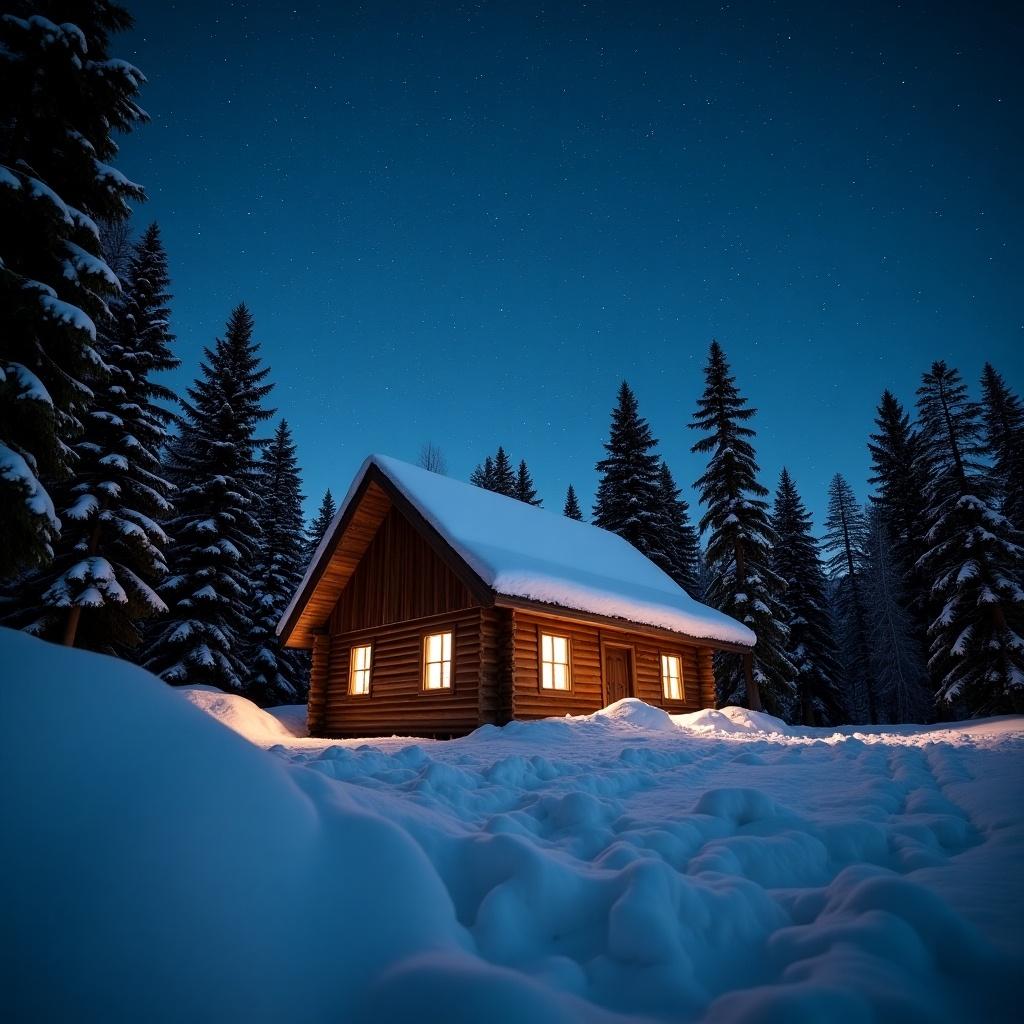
[541,634,552,661]
[427,633,441,661]
[553,636,567,663]
[542,663,552,688]
[662,655,683,700]
[442,632,451,660]
[441,661,451,688]
[554,663,568,690]
[427,662,441,689]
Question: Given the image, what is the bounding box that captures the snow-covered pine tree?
[492,446,517,497]
[143,304,274,689]
[650,462,701,597]
[306,488,336,563]
[469,455,496,490]
[593,381,661,555]
[11,221,180,651]
[0,3,146,579]
[980,363,1024,530]
[563,484,583,521]
[770,469,843,725]
[689,341,793,714]
[862,507,931,723]
[246,419,309,705]
[867,389,931,627]
[823,473,878,723]
[915,361,1024,716]
[514,459,542,506]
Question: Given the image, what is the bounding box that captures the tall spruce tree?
[770,469,842,725]
[563,484,583,521]
[306,488,336,563]
[689,342,793,714]
[862,507,931,723]
[10,222,179,651]
[915,361,1024,715]
[593,381,661,556]
[650,462,701,597]
[823,473,877,723]
[492,446,516,497]
[980,363,1024,529]
[514,459,542,506]
[867,389,931,627]
[0,3,146,579]
[246,420,308,705]
[143,304,274,689]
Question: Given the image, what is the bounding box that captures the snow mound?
[180,686,298,742]
[676,706,797,736]
[591,696,679,732]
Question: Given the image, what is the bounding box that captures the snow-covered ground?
[4,628,1022,1022]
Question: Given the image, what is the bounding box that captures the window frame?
[348,643,374,696]
[538,629,573,693]
[421,629,455,692]
[659,651,685,702]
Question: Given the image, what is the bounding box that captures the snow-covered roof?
[279,454,755,648]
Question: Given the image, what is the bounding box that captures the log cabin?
[277,455,756,738]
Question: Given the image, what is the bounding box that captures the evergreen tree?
[247,420,308,705]
[770,469,843,724]
[514,459,542,506]
[7,222,179,651]
[916,361,1024,715]
[650,462,701,597]
[862,507,932,723]
[980,363,1024,529]
[469,455,496,490]
[690,342,793,714]
[563,484,583,521]
[306,488,336,563]
[823,473,877,723]
[867,389,931,626]
[492,446,516,497]
[143,304,274,689]
[593,381,661,555]
[0,3,146,578]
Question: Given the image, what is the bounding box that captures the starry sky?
[117,0,1023,528]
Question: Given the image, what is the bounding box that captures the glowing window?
[540,633,571,690]
[423,631,453,690]
[349,644,372,695]
[661,654,684,700]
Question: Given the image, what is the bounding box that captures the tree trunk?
[743,652,763,712]
[62,516,103,648]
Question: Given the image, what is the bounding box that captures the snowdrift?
[4,628,1022,1023]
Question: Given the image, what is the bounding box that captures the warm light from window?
[661,653,683,700]
[423,631,452,689]
[349,644,372,695]
[541,633,570,690]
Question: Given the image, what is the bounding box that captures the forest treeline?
[2,3,1021,719]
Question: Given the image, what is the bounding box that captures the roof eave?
[492,595,756,653]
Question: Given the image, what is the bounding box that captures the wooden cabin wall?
[318,608,484,738]
[329,505,478,634]
[509,609,717,719]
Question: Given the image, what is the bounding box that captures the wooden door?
[604,646,633,705]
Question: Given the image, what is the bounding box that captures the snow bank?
[179,686,299,742]
[283,454,755,647]
[4,629,1021,1023]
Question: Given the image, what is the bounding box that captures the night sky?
[118,0,1023,527]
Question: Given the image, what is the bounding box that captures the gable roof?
[278,454,756,650]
